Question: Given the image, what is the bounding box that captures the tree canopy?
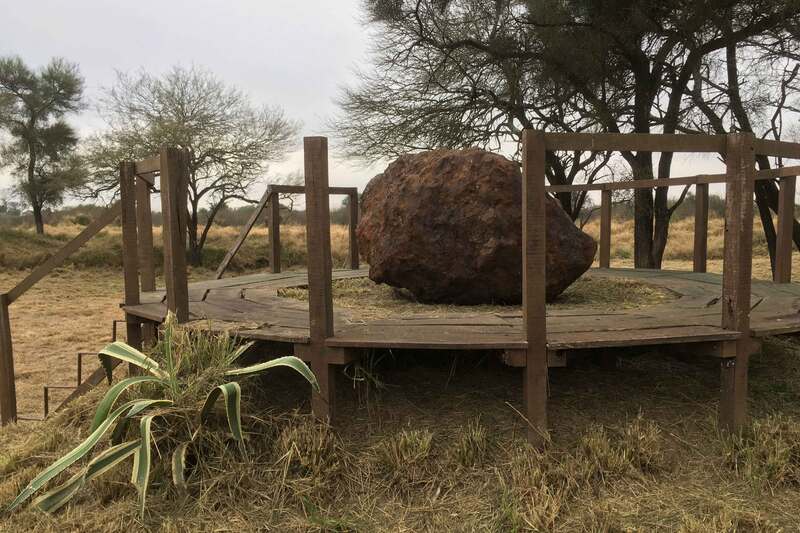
[0,56,85,234]
[82,65,301,264]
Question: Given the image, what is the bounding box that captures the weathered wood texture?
[693,183,709,273]
[719,133,756,432]
[0,293,16,425]
[775,176,796,283]
[599,189,612,268]
[269,191,281,274]
[7,202,121,304]
[304,137,336,421]
[349,191,359,269]
[135,176,156,292]
[522,130,548,445]
[120,162,143,356]
[545,132,726,153]
[159,146,189,322]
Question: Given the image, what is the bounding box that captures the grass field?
[0,219,799,531]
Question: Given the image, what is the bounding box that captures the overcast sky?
[0,0,385,205]
[0,0,729,207]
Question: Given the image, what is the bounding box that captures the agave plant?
[6,313,319,516]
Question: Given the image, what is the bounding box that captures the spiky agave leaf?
[131,414,157,518]
[200,382,244,451]
[110,399,174,445]
[224,355,319,392]
[90,375,167,432]
[98,342,168,381]
[32,440,140,514]
[6,398,166,511]
[171,441,192,492]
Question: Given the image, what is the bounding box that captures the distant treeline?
[0,200,354,228]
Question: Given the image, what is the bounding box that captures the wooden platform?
[123,268,800,353]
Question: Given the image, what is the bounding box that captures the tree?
[0,56,85,234]
[337,0,800,268]
[83,65,301,265]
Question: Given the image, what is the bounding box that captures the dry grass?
[278,274,675,319]
[1,219,800,530]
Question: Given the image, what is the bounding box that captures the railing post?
[0,293,16,425]
[304,137,336,421]
[522,130,548,446]
[693,183,709,273]
[348,191,360,270]
[120,161,143,361]
[135,175,157,346]
[719,133,756,432]
[159,146,189,323]
[775,175,796,283]
[268,191,281,274]
[599,188,612,268]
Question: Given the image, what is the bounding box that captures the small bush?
[725,414,800,488]
[454,418,489,467]
[375,428,434,483]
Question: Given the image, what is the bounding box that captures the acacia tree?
[84,65,300,265]
[338,0,800,268]
[0,56,85,234]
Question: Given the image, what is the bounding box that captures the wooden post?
[304,137,336,421]
[522,130,548,445]
[120,162,143,361]
[719,133,756,432]
[775,175,796,283]
[0,293,16,425]
[693,183,709,273]
[599,189,612,268]
[268,191,281,274]
[159,146,189,323]
[348,191,359,270]
[135,175,156,346]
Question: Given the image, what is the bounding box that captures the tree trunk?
[631,152,656,269]
[32,203,44,235]
[187,200,202,266]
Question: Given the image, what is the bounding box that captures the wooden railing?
[0,146,189,425]
[213,184,359,280]
[546,165,799,279]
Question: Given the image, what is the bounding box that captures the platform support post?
[0,293,16,425]
[135,175,157,347]
[775,175,796,283]
[120,162,143,369]
[268,191,281,274]
[348,190,359,270]
[522,130,548,446]
[304,137,336,421]
[693,182,709,273]
[159,146,189,323]
[599,188,611,268]
[719,133,755,432]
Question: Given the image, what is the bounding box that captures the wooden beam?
[599,189,612,268]
[693,183,709,273]
[775,175,796,283]
[0,293,16,425]
[7,202,121,304]
[120,162,143,357]
[134,155,160,176]
[214,189,273,280]
[269,184,357,195]
[268,191,281,274]
[753,138,800,160]
[135,176,155,292]
[719,133,756,432]
[348,191,359,270]
[544,132,726,153]
[522,130,549,446]
[304,137,336,421]
[159,146,189,322]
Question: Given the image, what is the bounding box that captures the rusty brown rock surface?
[357,148,597,304]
